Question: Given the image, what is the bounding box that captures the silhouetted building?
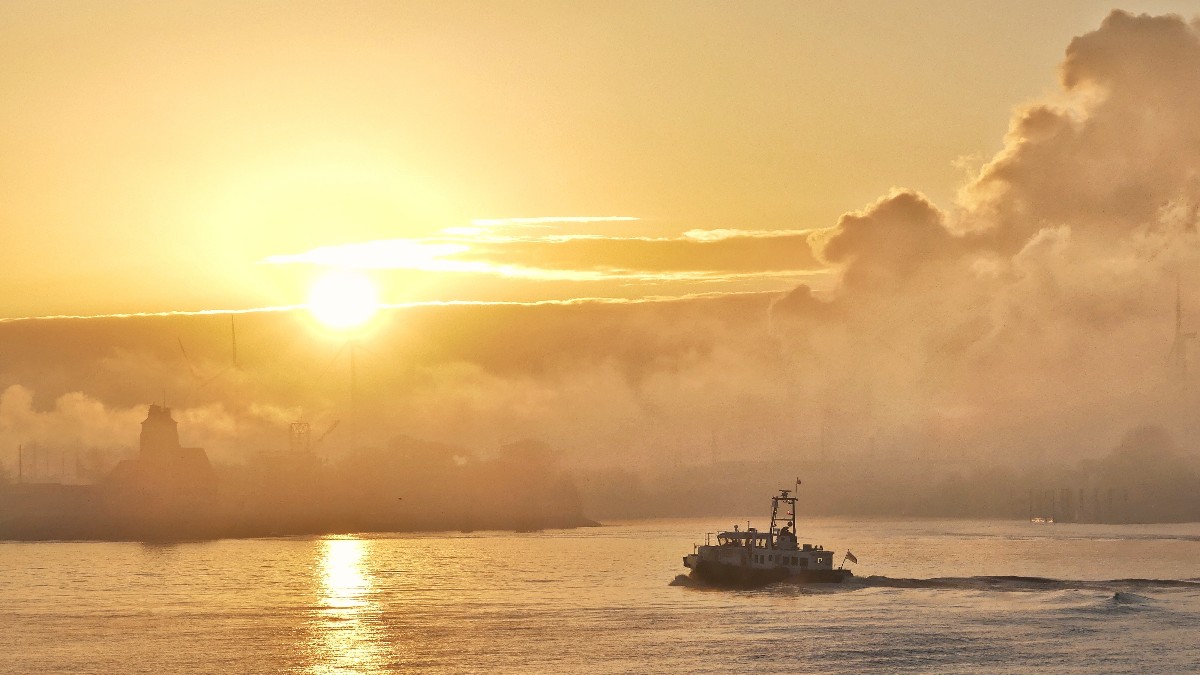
[2,403,595,540]
[104,405,216,512]
[1,404,217,539]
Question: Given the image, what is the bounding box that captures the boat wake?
[851,575,1200,592]
[1110,590,1153,605]
[670,573,1200,594]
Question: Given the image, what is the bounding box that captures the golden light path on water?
[312,537,384,674]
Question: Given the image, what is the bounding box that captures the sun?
[308,269,380,330]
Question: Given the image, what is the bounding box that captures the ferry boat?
[682,485,854,586]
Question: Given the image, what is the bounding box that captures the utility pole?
[819,407,828,463]
[350,340,358,450]
[1169,276,1196,387]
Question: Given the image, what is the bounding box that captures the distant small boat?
[681,483,854,586]
[1030,516,1055,524]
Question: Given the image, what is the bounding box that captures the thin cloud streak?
[378,289,784,307]
[683,228,818,241]
[0,289,806,323]
[470,216,640,227]
[259,228,824,281]
[0,305,305,324]
[263,248,821,282]
[468,230,819,244]
[474,267,824,284]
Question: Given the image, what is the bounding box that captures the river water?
[3,518,1200,673]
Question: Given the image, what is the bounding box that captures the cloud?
[959,10,1200,247]
[0,295,798,474]
[460,231,822,275]
[0,385,140,452]
[766,11,1200,465]
[801,10,1200,309]
[260,225,826,290]
[0,305,301,324]
[683,228,816,241]
[815,189,962,290]
[469,216,640,227]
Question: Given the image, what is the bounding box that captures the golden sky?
[3,5,1200,474]
[1,0,1198,319]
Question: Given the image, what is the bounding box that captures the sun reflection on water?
[310,537,384,674]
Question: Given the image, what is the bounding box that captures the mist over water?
[3,299,1200,527]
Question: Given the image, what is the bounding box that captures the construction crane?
[314,420,340,448]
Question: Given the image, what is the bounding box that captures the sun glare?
[308,270,380,330]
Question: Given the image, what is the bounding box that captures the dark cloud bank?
[5,11,1200,533]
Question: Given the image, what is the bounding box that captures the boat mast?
[769,488,798,545]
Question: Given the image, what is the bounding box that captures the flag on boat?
[845,551,858,564]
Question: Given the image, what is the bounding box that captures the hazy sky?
[5,4,1200,477]
[4,0,1197,317]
